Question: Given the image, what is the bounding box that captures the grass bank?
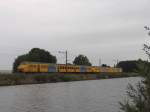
[0,72,139,86]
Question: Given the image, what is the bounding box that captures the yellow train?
[17,62,122,74]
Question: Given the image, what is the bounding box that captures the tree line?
[13,48,149,73]
[13,48,92,72]
[117,59,149,73]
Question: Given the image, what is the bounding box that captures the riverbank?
[0,73,139,86]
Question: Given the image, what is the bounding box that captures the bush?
[120,27,150,112]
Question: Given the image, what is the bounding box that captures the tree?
[73,54,92,66]
[13,54,29,73]
[117,60,139,72]
[27,48,57,63]
[101,64,110,67]
[13,48,57,72]
[120,27,150,112]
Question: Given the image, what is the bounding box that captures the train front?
[17,62,29,73]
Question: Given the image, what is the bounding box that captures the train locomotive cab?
[17,62,29,73]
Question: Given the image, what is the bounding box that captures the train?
[17,62,122,74]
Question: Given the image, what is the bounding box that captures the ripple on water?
[0,77,141,112]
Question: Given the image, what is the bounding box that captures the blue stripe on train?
[80,66,86,72]
[48,66,56,72]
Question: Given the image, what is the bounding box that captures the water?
[0,77,141,112]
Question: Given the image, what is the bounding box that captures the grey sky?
[0,0,150,70]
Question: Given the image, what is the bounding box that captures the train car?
[79,66,87,73]
[48,64,56,72]
[100,67,108,73]
[17,62,122,74]
[17,62,39,73]
[85,66,99,73]
[17,62,56,73]
[17,62,29,73]
[56,64,80,73]
[39,64,48,72]
[92,66,100,73]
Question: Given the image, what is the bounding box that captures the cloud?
[0,0,150,69]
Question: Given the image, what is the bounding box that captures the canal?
[0,77,141,112]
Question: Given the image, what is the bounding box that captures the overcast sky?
[0,0,150,70]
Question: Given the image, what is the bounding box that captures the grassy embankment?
[0,72,139,86]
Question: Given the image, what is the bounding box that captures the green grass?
[0,72,138,86]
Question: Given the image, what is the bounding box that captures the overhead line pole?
[99,58,101,67]
[59,50,68,72]
[113,59,119,68]
[99,58,101,74]
[66,50,68,72]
